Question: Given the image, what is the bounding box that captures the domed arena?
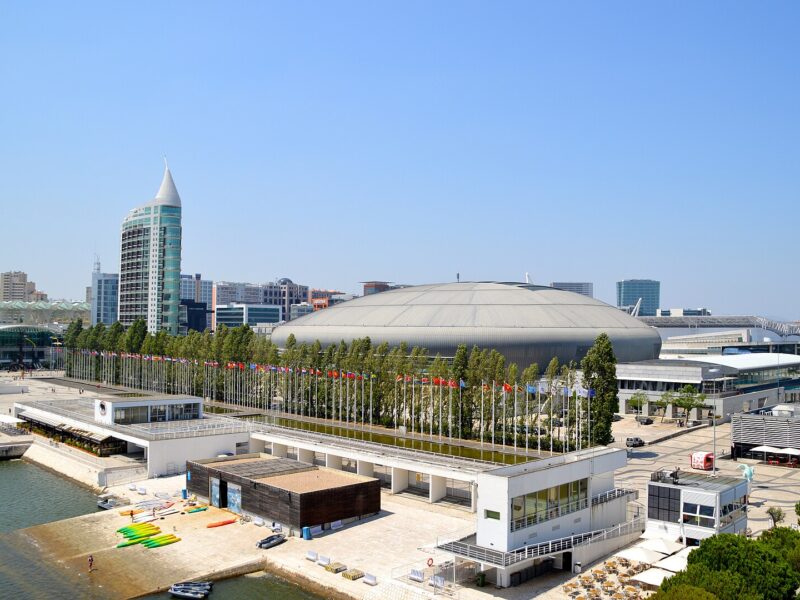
[271,282,661,367]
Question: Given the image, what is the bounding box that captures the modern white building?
[118,164,182,334]
[14,395,250,479]
[438,447,642,587]
[645,469,748,544]
[617,353,800,422]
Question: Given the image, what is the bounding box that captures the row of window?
[510,478,589,531]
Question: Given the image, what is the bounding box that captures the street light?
[708,368,721,477]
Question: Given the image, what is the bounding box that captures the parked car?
[635,416,653,425]
[626,436,645,448]
[612,414,623,422]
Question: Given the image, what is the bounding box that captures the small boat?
[168,586,206,599]
[256,534,286,549]
[173,581,213,590]
[206,518,236,528]
[187,506,207,514]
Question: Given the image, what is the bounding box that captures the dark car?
[626,436,645,448]
[635,416,653,425]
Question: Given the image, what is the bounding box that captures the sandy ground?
[23,502,270,598]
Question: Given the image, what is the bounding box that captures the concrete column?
[272,442,288,458]
[249,438,266,453]
[357,460,374,477]
[496,568,511,588]
[325,454,342,470]
[429,475,447,503]
[470,482,478,513]
[297,448,315,464]
[391,467,409,494]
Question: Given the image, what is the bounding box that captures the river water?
[0,459,321,600]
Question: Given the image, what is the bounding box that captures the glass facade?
[510,478,588,532]
[114,405,149,425]
[91,272,118,326]
[647,483,681,523]
[118,169,181,335]
[617,279,660,316]
[112,401,200,424]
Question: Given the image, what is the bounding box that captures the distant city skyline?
[1,3,798,319]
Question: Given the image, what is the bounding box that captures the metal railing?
[510,497,589,532]
[437,517,646,567]
[592,488,638,506]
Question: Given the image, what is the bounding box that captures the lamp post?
[708,368,721,477]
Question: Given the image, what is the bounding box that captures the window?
[485,510,500,520]
[648,484,681,523]
[510,477,589,531]
[682,502,716,529]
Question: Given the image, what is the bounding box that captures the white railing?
[510,497,589,532]
[592,488,638,506]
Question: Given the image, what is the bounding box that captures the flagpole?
[514,385,518,452]
[491,383,496,448]
[480,384,484,446]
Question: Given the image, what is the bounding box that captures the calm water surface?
[0,460,321,600]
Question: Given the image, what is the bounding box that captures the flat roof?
[651,471,743,492]
[676,353,800,371]
[258,468,369,493]
[486,446,623,478]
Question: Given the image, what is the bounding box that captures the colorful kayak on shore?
[207,518,236,528]
[119,509,144,517]
[186,506,207,513]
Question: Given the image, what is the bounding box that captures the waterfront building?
[186,454,380,530]
[215,303,282,329]
[617,279,660,317]
[14,395,250,478]
[272,282,662,367]
[616,353,800,421]
[118,165,182,335]
[289,302,313,320]
[90,264,119,326]
[550,282,593,298]
[645,469,748,543]
[731,404,800,461]
[438,447,641,587]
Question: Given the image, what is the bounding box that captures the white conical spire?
[153,159,181,206]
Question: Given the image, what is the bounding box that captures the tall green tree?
[580,333,617,446]
[64,319,83,349]
[122,319,147,353]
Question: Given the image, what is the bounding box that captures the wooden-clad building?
[186,454,380,530]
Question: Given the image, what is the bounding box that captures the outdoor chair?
[363,573,378,586]
[428,575,445,590]
[317,555,331,567]
[409,569,425,583]
[306,551,318,562]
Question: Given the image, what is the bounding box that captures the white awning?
[19,411,65,429]
[750,446,782,453]
[636,538,685,555]
[654,554,688,573]
[632,567,674,587]
[779,448,800,456]
[675,546,696,559]
[615,547,667,565]
[0,414,24,425]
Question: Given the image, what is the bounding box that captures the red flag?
[503,383,513,392]
[449,380,457,388]
[396,374,403,382]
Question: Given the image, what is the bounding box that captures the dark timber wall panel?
[298,480,381,527]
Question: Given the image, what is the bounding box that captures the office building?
[181,273,213,330]
[550,282,593,298]
[656,308,711,317]
[289,302,313,320]
[645,469,748,544]
[90,265,119,326]
[0,271,39,301]
[179,300,208,334]
[362,281,395,296]
[617,279,660,317]
[212,280,308,330]
[118,164,182,335]
[215,304,282,329]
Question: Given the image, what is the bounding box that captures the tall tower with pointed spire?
[118,164,182,334]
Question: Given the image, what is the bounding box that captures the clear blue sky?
[1,2,798,318]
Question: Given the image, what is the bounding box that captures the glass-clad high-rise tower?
[118,165,182,334]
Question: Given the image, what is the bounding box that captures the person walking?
[88,555,94,573]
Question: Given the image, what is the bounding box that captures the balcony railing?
[510,497,588,532]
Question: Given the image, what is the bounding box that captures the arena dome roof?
[271,282,661,367]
